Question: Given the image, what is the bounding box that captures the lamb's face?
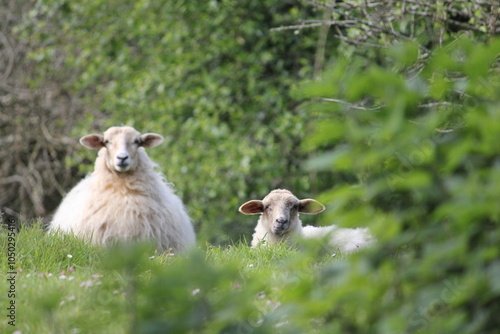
[80,126,164,173]
[261,191,301,235]
[239,189,326,236]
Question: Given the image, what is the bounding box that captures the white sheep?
[239,189,374,253]
[49,126,196,253]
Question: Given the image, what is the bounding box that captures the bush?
[298,36,500,333]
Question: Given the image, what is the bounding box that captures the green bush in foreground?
[298,36,500,332]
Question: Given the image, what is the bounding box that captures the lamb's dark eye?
[133,138,141,145]
[104,139,110,145]
[264,205,271,211]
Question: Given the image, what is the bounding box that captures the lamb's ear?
[140,133,164,148]
[80,134,104,149]
[239,200,264,215]
[299,199,325,214]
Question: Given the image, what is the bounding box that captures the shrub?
[298,37,500,333]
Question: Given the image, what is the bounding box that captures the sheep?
[239,189,374,253]
[49,126,196,253]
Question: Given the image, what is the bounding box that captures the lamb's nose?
[117,154,128,161]
[276,218,288,225]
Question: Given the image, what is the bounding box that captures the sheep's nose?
[117,154,129,161]
[275,218,288,225]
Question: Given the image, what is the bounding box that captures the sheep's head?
[80,126,164,173]
[239,189,325,235]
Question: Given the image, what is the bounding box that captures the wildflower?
[79,280,93,288]
[67,254,73,258]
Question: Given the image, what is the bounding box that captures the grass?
[0,221,358,334]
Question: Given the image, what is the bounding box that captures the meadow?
[1,221,359,334]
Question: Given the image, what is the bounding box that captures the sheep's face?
[239,189,325,236]
[80,126,164,173]
[262,191,300,235]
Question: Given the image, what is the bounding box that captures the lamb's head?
[80,126,164,173]
[239,189,325,236]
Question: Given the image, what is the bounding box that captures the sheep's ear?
[140,133,164,148]
[299,199,325,214]
[80,134,104,149]
[239,200,264,215]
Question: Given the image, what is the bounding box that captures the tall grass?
[1,221,353,334]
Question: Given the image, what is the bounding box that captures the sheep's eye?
[104,140,110,145]
[133,139,141,145]
[264,205,271,211]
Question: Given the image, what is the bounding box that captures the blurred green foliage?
[299,36,500,332]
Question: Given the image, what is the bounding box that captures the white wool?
[252,217,374,253]
[302,225,374,254]
[49,127,195,253]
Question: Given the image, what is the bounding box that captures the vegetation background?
[1,0,499,333]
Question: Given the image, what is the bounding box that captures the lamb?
[239,189,374,253]
[49,126,196,253]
